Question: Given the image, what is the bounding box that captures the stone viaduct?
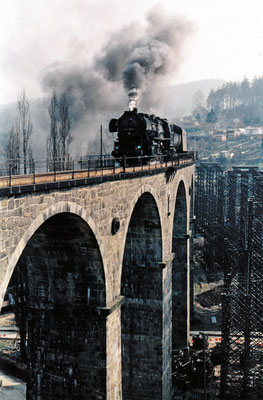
[0,161,194,399]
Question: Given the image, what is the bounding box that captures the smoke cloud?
[41,7,194,154]
[42,65,125,154]
[97,7,193,106]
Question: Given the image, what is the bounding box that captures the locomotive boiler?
[109,109,187,162]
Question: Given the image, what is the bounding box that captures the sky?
[1,0,263,105]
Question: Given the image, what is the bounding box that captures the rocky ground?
[193,283,223,331]
[0,312,26,398]
[0,313,16,328]
[0,371,26,399]
[191,237,224,332]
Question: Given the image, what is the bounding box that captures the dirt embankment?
[192,238,223,331]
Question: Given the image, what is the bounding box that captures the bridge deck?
[0,157,195,194]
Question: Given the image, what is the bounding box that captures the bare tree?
[28,146,35,174]
[18,89,33,174]
[47,90,59,171]
[47,90,72,171]
[59,93,72,170]
[5,120,21,175]
[192,90,205,111]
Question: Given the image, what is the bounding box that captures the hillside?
[162,79,224,119]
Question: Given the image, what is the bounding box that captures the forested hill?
[206,76,263,126]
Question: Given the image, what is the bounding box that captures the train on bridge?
[109,109,187,163]
[0,109,193,188]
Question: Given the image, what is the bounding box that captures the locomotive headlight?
[115,146,119,149]
[137,145,141,149]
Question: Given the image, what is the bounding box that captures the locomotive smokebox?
[109,118,119,133]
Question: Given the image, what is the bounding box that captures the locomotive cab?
[172,125,188,152]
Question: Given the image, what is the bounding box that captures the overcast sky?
[1,0,263,105]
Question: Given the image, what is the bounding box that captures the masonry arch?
[7,209,107,400]
[1,202,104,307]
[118,185,164,263]
[121,192,163,399]
[172,180,189,350]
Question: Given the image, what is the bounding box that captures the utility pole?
[100,125,103,158]
[100,125,103,169]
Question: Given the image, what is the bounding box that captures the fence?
[0,152,196,188]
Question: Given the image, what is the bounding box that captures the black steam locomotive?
[109,109,187,163]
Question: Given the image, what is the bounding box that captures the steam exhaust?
[128,88,141,111]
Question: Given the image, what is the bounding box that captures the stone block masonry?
[0,163,194,399]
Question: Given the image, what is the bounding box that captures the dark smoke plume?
[97,7,193,107]
[41,7,194,153]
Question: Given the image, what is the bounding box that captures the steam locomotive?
[109,109,187,163]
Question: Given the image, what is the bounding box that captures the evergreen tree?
[206,108,217,124]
